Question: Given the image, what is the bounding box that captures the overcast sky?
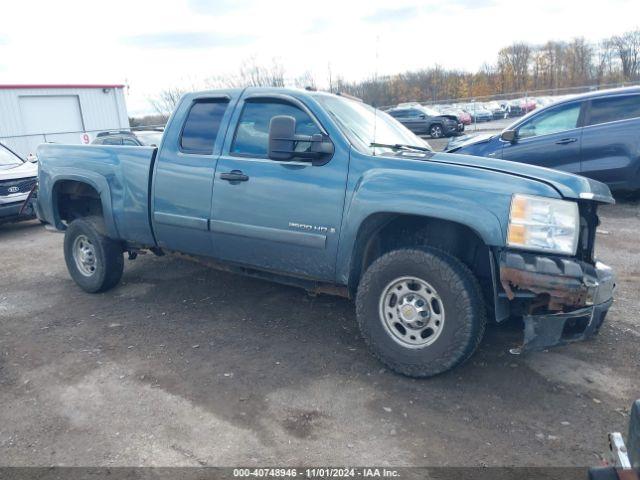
[0,0,638,115]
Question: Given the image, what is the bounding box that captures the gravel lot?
[0,198,638,467]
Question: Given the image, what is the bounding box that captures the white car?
[0,143,38,224]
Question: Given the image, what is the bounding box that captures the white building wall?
[0,86,129,157]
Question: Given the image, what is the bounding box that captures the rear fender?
[49,172,118,238]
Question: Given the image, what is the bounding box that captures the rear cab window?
[180,99,229,154]
[587,94,640,126]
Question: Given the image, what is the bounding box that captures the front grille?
[0,177,37,196]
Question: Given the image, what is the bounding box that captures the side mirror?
[268,115,296,161]
[268,115,334,163]
[501,129,518,143]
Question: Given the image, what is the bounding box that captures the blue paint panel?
[154,211,208,231]
[36,143,156,245]
[210,220,326,249]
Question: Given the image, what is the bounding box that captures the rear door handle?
[555,138,578,145]
[220,170,249,182]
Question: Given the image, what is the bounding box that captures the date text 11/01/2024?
[232,468,400,477]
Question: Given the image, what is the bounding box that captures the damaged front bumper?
[499,251,615,354]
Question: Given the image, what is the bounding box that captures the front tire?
[356,248,486,378]
[64,217,124,293]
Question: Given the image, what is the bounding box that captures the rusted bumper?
[499,251,615,353]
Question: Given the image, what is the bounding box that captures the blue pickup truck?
[36,87,616,377]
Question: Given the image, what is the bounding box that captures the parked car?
[535,96,555,108]
[441,107,472,125]
[484,101,505,120]
[387,105,463,138]
[0,142,38,224]
[519,98,537,114]
[447,87,640,192]
[503,100,524,117]
[463,103,493,122]
[36,87,615,378]
[92,129,164,147]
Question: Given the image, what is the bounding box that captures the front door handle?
[220,170,249,182]
[555,138,578,145]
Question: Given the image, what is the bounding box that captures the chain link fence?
[381,80,640,133]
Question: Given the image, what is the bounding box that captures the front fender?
[335,168,508,285]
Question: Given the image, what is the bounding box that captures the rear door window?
[587,95,640,126]
[180,99,229,154]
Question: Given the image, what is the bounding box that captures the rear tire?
[64,217,124,293]
[429,124,444,138]
[356,248,486,378]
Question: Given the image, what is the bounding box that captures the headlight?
[507,194,579,255]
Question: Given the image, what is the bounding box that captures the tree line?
[337,29,640,106]
[141,28,640,122]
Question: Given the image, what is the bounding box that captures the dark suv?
[448,87,640,192]
[92,129,164,147]
[387,106,463,138]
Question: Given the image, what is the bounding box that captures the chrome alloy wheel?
[72,234,97,277]
[430,125,443,138]
[378,276,445,348]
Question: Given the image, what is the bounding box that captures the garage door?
[19,95,84,135]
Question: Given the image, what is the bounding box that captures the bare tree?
[565,38,593,86]
[149,87,186,116]
[207,57,286,88]
[497,42,532,91]
[293,70,317,90]
[594,39,618,85]
[611,30,640,81]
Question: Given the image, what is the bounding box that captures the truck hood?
[430,152,614,204]
[0,161,37,181]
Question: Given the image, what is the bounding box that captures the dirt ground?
[0,199,638,467]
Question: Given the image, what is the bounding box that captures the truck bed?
[37,144,157,246]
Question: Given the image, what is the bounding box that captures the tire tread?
[356,247,486,378]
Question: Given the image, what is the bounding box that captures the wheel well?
[53,180,103,226]
[349,214,494,306]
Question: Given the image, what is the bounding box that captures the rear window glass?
[102,137,122,145]
[588,95,640,126]
[180,100,229,154]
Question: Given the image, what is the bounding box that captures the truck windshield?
[0,144,23,169]
[314,95,431,155]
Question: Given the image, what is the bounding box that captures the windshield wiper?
[369,142,432,153]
